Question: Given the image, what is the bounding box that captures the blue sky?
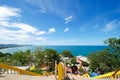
[0,0,120,45]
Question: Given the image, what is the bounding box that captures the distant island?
[0,44,31,49]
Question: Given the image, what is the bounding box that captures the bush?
[32,68,42,74]
[79,68,85,75]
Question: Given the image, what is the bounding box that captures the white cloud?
[0,21,46,36]
[0,27,47,44]
[35,31,46,35]
[0,5,49,44]
[36,37,46,41]
[64,28,69,32]
[40,8,46,13]
[65,16,73,24]
[24,0,72,18]
[102,20,118,32]
[48,27,56,34]
[0,28,29,41]
[11,23,37,33]
[0,21,10,27]
[0,5,21,21]
[36,8,47,14]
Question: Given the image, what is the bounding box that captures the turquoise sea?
[0,46,108,56]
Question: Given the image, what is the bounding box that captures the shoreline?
[0,46,107,56]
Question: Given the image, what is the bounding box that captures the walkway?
[0,74,116,80]
[0,74,55,80]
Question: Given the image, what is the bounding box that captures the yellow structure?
[30,65,35,71]
[93,70,120,79]
[0,62,41,76]
[58,62,64,80]
[82,73,90,78]
[83,68,120,80]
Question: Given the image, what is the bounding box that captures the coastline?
[0,46,107,56]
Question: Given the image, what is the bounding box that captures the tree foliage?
[61,50,74,58]
[10,50,31,66]
[33,48,60,72]
[0,47,61,73]
[0,52,11,64]
[88,50,119,74]
[82,61,89,67]
[70,57,77,65]
[88,37,120,74]
[104,37,120,54]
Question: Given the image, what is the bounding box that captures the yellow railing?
[93,71,115,79]
[93,67,120,79]
[0,63,41,76]
[82,73,91,78]
[81,67,120,80]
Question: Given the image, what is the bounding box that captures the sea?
[0,45,108,57]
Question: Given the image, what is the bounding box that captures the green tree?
[88,52,99,71]
[82,61,89,67]
[88,37,120,74]
[88,50,119,74]
[10,50,31,66]
[33,47,44,66]
[0,52,5,57]
[0,57,6,63]
[70,57,77,65]
[104,37,120,73]
[104,37,120,54]
[61,50,74,58]
[42,49,60,72]
[0,52,11,64]
[34,48,60,72]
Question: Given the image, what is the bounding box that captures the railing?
[0,63,41,76]
[81,67,120,80]
[82,73,90,78]
[93,72,115,79]
[92,67,120,80]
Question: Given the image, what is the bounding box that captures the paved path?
[0,74,56,80]
[0,74,117,80]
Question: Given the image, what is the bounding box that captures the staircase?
[1,62,120,80]
[0,63,41,76]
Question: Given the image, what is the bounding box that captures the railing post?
[111,76,115,80]
[18,71,22,75]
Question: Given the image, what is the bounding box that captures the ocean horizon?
[0,45,108,57]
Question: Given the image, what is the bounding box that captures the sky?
[0,0,120,45]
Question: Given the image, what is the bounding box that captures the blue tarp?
[90,72,99,77]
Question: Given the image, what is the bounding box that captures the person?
[72,65,78,74]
